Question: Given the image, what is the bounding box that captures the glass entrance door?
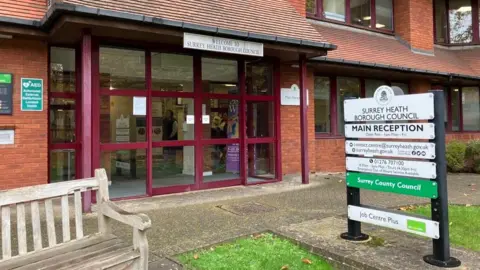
[94,45,280,199]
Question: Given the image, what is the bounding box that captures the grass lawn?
[407,205,480,251]
[177,233,334,270]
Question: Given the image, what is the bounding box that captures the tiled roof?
[311,23,479,78]
[0,0,46,20]
[61,0,330,45]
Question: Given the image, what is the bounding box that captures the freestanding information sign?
[341,86,461,268]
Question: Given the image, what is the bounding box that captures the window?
[324,0,346,22]
[314,77,330,133]
[462,87,480,131]
[435,0,479,44]
[337,77,361,135]
[451,88,461,131]
[350,0,371,27]
[308,0,393,31]
[365,79,386,97]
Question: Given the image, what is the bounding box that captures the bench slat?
[31,202,42,251]
[0,178,99,207]
[61,196,70,243]
[17,203,27,256]
[45,199,56,247]
[2,206,11,260]
[74,191,83,239]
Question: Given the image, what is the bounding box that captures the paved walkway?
[82,173,479,269]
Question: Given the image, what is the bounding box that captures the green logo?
[0,74,12,84]
[407,219,426,233]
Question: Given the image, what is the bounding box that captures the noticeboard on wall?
[0,73,13,115]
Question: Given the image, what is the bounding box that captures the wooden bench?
[0,169,151,270]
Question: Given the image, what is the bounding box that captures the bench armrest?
[98,201,151,231]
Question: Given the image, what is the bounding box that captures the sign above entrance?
[345,123,435,139]
[183,33,264,57]
[344,91,434,122]
[348,205,440,239]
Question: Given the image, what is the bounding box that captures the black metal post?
[423,90,461,267]
[341,100,369,241]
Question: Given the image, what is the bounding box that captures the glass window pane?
[462,87,480,131]
[100,96,146,143]
[306,0,316,14]
[451,87,461,131]
[50,47,76,93]
[323,0,346,21]
[151,97,194,142]
[435,0,447,43]
[101,149,146,198]
[337,77,361,135]
[247,143,275,183]
[365,79,386,97]
[202,99,239,139]
[50,150,75,182]
[152,146,195,187]
[350,0,371,27]
[448,0,473,43]
[203,144,240,182]
[375,0,393,30]
[314,77,330,133]
[246,62,273,95]
[152,53,193,92]
[391,82,409,94]
[247,102,274,138]
[100,47,145,90]
[50,98,76,143]
[202,58,238,94]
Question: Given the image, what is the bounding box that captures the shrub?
[446,141,467,173]
[465,140,480,173]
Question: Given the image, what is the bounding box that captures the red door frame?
[86,38,282,200]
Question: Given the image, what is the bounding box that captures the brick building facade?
[0,0,478,201]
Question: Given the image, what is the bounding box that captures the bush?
[446,141,467,173]
[465,140,480,173]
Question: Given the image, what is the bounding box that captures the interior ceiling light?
[363,16,371,20]
[457,6,472,12]
[376,23,385,28]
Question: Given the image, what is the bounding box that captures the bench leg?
[133,228,149,270]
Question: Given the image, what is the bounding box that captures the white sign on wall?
[344,91,434,122]
[345,141,436,159]
[0,130,14,145]
[348,205,440,239]
[184,33,263,57]
[345,123,435,139]
[281,84,309,106]
[133,96,147,116]
[346,157,437,179]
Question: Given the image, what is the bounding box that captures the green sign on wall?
[21,78,43,111]
[346,172,438,199]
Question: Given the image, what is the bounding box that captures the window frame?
[307,0,395,34]
[434,0,480,45]
[313,75,410,138]
[448,86,480,132]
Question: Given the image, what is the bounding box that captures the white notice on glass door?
[133,96,147,116]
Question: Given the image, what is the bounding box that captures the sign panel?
[133,96,147,116]
[345,123,435,139]
[346,157,436,179]
[0,130,14,145]
[21,78,43,111]
[281,84,309,106]
[345,141,436,159]
[184,33,263,57]
[344,93,434,122]
[348,205,439,239]
[0,74,13,115]
[346,172,438,198]
[186,115,195,124]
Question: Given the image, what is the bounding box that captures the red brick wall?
[394,0,434,51]
[0,39,48,190]
[279,64,315,175]
[315,138,345,172]
[410,79,431,94]
[0,0,47,19]
[286,0,306,17]
[446,133,480,143]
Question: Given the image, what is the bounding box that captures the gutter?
[312,56,480,82]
